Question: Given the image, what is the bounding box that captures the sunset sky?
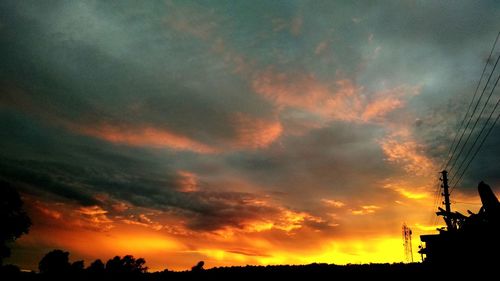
[1,0,500,271]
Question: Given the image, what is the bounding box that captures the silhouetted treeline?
[0,181,31,265]
[1,254,492,281]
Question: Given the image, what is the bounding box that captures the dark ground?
[0,262,489,280]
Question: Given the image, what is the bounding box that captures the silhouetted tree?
[39,249,70,274]
[105,255,147,273]
[105,256,122,273]
[87,259,105,273]
[191,261,205,272]
[0,181,31,264]
[71,260,84,274]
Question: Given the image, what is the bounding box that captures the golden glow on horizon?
[13,211,427,272]
[113,235,180,253]
[11,174,450,272]
[11,154,450,273]
[196,236,408,267]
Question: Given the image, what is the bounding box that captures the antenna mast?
[402,223,413,263]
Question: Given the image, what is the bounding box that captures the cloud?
[176,170,199,192]
[315,41,328,55]
[33,201,63,220]
[379,132,437,177]
[272,16,303,36]
[351,205,380,216]
[252,68,420,127]
[76,205,114,231]
[251,69,363,124]
[122,214,164,231]
[232,113,283,149]
[382,180,430,200]
[361,85,420,122]
[290,16,303,36]
[73,122,217,153]
[0,159,101,206]
[72,115,283,153]
[164,0,218,40]
[321,199,346,208]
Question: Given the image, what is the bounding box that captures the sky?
[1,0,500,272]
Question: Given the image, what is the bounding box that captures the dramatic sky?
[1,0,500,271]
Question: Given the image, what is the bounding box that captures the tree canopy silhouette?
[39,249,71,274]
[105,255,148,273]
[71,260,84,273]
[191,261,205,272]
[87,259,105,273]
[0,181,31,264]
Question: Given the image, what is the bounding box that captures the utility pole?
[440,170,455,230]
[441,170,451,214]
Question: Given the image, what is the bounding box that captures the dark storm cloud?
[0,109,281,232]
[0,159,99,206]
[347,1,500,194]
[0,0,275,149]
[223,121,399,211]
[0,148,280,232]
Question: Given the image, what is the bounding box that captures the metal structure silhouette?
[402,223,413,263]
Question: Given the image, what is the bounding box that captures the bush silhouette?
[87,259,105,273]
[0,181,31,264]
[38,249,71,274]
[105,255,147,273]
[71,260,84,273]
[191,261,205,272]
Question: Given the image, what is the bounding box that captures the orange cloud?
[75,123,216,153]
[252,68,420,127]
[351,205,380,215]
[362,97,402,121]
[232,113,283,149]
[321,199,346,208]
[76,206,114,231]
[122,214,164,231]
[237,208,312,234]
[383,181,430,200]
[34,204,63,220]
[379,135,436,176]
[361,86,420,121]
[251,69,338,115]
[71,116,283,153]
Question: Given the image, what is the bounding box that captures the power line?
[428,178,442,226]
[441,31,500,171]
[450,70,500,182]
[448,73,500,186]
[451,99,500,192]
[446,53,500,176]
[450,75,500,193]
